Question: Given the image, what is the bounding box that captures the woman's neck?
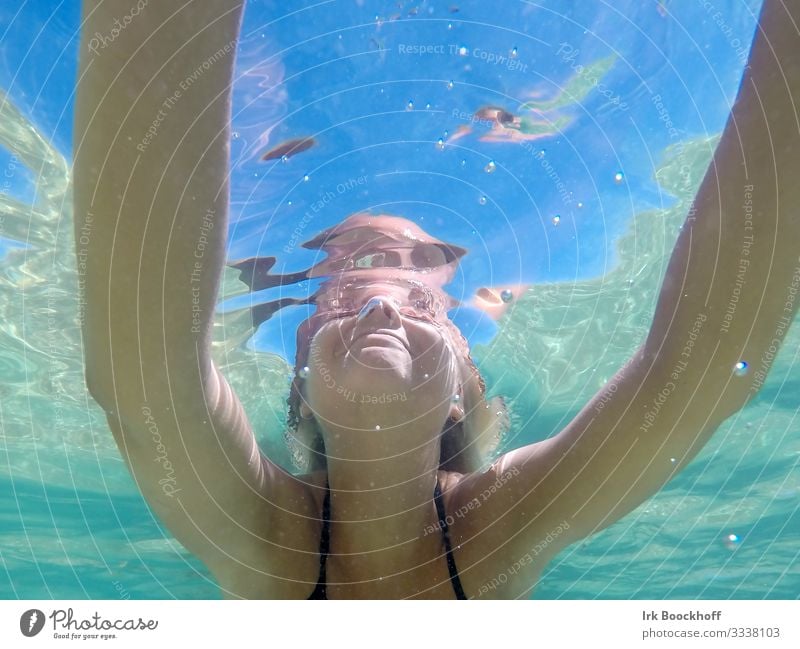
[322,455,446,594]
[324,455,440,539]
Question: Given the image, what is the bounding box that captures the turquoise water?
[1,0,798,599]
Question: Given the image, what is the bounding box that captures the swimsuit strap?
[434,478,468,600]
[307,480,331,600]
[309,478,467,600]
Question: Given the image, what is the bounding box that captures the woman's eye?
[353,251,402,268]
[355,252,384,268]
[410,243,446,268]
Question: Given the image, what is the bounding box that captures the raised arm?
[449,0,800,595]
[73,1,316,597]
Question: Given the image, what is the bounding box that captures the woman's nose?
[357,296,401,326]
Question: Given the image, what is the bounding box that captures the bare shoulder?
[213,467,325,599]
[436,466,555,599]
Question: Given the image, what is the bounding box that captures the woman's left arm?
[451,0,800,583]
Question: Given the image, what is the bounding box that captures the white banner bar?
[1,600,797,648]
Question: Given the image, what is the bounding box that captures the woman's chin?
[345,345,412,381]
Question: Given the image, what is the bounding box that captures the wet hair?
[284,317,508,474]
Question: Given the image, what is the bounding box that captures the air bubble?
[460,159,466,167]
[452,394,461,404]
[458,46,468,56]
[232,131,240,140]
[375,425,381,431]
[298,366,310,379]
[407,100,414,110]
[303,174,310,182]
[552,215,561,226]
[734,361,749,376]
[723,533,741,550]
[447,80,454,90]
[510,46,518,58]
[281,155,289,164]
[614,171,624,183]
[478,196,487,205]
[436,138,445,150]
[485,160,496,173]
[500,289,513,303]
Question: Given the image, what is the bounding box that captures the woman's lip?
[351,331,409,351]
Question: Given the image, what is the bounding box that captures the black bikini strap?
[312,480,466,599]
[319,481,331,557]
[434,478,468,600]
[307,481,330,599]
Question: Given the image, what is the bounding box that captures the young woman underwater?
[72,0,800,598]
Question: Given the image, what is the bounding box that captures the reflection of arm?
[73,1,315,594]
[465,0,800,566]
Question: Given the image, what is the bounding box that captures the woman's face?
[301,295,460,437]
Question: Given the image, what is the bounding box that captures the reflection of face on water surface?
[230,212,509,472]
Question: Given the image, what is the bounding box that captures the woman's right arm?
[73,0,317,597]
